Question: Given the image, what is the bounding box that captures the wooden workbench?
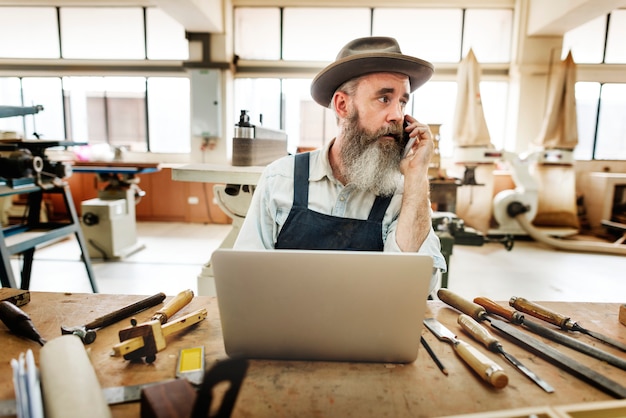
[1,292,625,417]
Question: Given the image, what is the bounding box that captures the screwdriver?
[457,313,555,393]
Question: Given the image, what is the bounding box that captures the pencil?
[420,336,448,376]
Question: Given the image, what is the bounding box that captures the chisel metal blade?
[521,318,626,371]
[499,350,554,393]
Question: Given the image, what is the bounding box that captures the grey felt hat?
[310,36,434,107]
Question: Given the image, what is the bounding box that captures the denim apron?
[275,152,392,251]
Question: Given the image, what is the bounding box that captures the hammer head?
[60,325,97,344]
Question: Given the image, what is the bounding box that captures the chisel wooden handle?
[458,314,499,350]
[474,297,524,324]
[437,289,487,321]
[454,339,508,389]
[509,297,571,329]
[151,289,194,324]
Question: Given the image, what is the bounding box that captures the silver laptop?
[211,249,433,363]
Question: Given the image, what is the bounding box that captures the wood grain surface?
[0,292,625,417]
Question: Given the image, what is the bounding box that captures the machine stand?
[81,187,145,260]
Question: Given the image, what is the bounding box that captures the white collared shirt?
[234,140,447,292]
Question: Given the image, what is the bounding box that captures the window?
[372,9,463,63]
[282,8,371,61]
[234,7,512,158]
[0,7,60,58]
[564,9,626,160]
[596,84,626,160]
[60,8,146,59]
[0,6,189,153]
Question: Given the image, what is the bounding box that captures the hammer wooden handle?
[85,292,166,329]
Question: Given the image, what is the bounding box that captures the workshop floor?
[8,222,626,302]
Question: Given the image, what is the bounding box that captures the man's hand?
[395,115,433,252]
[401,116,433,174]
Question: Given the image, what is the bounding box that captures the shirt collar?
[309,138,336,182]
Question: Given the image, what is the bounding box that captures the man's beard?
[339,110,404,196]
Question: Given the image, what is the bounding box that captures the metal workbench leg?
[20,248,35,290]
[61,186,99,293]
[0,240,18,288]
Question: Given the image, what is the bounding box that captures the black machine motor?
[0,142,74,188]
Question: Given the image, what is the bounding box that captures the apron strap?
[293,152,310,208]
[368,195,392,222]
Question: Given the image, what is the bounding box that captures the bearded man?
[234,37,446,292]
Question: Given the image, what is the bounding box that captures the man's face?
[339,108,404,196]
[336,72,411,196]
[351,72,411,144]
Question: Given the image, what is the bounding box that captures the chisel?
[475,297,626,372]
[489,319,626,399]
[436,289,626,398]
[510,297,626,352]
[457,313,555,393]
[423,318,508,389]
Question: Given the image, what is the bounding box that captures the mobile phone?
[402,120,416,158]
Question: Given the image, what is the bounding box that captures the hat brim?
[311,53,434,107]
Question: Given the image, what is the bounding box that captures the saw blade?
[0,399,16,417]
[0,381,175,417]
[103,380,174,405]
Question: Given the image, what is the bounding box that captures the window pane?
[148,77,190,153]
[60,7,145,59]
[463,9,513,63]
[0,7,60,58]
[233,78,281,133]
[21,78,65,141]
[562,15,606,63]
[605,10,626,64]
[0,78,27,136]
[234,8,281,60]
[574,82,600,161]
[283,8,371,61]
[373,8,462,63]
[410,81,457,158]
[480,81,509,151]
[104,78,147,151]
[146,8,189,60]
[595,83,626,159]
[283,78,335,153]
[63,76,106,143]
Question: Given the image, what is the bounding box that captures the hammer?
[61,292,167,344]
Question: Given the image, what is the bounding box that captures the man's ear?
[332,92,350,118]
